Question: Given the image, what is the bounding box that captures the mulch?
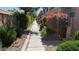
[6,30,31,51]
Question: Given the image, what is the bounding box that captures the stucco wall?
[72,8,79,34]
[0,13,17,27]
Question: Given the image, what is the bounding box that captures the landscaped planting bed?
[0,41,2,50]
[0,41,7,51]
[6,30,31,51]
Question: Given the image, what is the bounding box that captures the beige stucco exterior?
[0,10,17,27]
[72,8,79,34]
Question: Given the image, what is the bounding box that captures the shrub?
[0,27,17,47]
[15,28,23,37]
[46,28,57,34]
[75,31,79,40]
[13,12,28,37]
[13,12,28,29]
[40,27,48,37]
[57,40,79,51]
[27,14,35,27]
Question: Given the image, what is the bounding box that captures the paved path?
[26,21,45,51]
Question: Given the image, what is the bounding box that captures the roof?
[0,9,13,15]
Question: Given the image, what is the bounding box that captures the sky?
[36,8,43,15]
[0,7,42,15]
[0,7,20,11]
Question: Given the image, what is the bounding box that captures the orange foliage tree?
[42,12,69,25]
[41,12,69,38]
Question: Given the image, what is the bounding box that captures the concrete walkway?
[26,21,45,51]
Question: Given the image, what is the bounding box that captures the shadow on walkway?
[41,37,64,51]
[31,31,39,35]
[41,37,63,46]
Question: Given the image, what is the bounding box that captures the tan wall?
[0,13,17,28]
[72,8,79,34]
[0,14,3,26]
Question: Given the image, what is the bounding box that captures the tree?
[42,12,69,38]
[19,7,40,15]
[19,7,33,14]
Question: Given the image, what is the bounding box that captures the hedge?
[57,40,79,51]
[13,12,28,37]
[75,31,79,40]
[0,27,17,47]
